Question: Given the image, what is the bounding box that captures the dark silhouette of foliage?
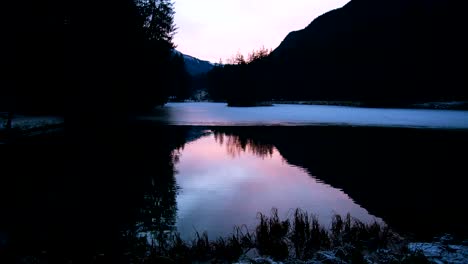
[247,46,272,64]
[136,0,177,44]
[1,0,188,261]
[0,0,197,149]
[206,0,468,106]
[3,0,188,121]
[207,47,272,106]
[130,0,181,111]
[168,53,192,101]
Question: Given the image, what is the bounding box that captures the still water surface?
[173,130,381,240]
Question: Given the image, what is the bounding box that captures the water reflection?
[173,131,381,240]
[214,131,274,158]
[207,126,468,239]
[136,157,178,244]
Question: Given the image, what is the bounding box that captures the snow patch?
[408,240,468,264]
[1,115,63,131]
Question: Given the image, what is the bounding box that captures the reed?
[126,208,423,263]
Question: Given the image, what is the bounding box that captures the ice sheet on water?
[145,103,468,129]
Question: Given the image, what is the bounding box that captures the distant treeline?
[207,48,272,106]
[205,0,468,107]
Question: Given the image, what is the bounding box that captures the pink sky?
[173,0,351,63]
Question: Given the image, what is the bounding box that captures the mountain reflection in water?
[173,130,381,240]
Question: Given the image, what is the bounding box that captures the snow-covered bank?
[1,115,64,142]
[408,235,468,264]
[0,115,63,131]
[412,101,468,110]
[232,235,468,264]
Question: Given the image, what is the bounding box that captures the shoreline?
[272,100,468,110]
[176,100,468,110]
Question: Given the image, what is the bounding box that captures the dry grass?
[129,208,417,263]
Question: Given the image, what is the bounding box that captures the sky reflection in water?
[174,131,381,240]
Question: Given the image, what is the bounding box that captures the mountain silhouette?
[173,50,214,76]
[249,0,468,104]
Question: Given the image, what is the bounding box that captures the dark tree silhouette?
[164,53,192,101]
[2,0,185,121]
[207,47,272,106]
[1,0,188,261]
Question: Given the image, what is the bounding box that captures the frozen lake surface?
[145,102,468,129]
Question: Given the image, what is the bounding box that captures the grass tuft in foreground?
[125,208,422,263]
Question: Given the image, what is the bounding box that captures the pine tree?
[136,0,177,46]
[130,0,179,110]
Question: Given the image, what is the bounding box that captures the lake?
[143,103,468,240]
[1,102,468,257]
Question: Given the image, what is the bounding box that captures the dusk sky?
[173,0,351,63]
